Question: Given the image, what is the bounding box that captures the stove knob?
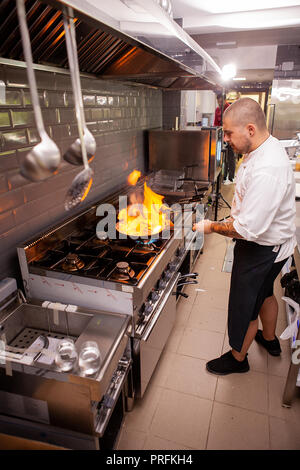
[158,278,167,290]
[144,302,153,315]
[169,260,177,271]
[164,269,172,281]
[178,246,185,257]
[151,291,159,302]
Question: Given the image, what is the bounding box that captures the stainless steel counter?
[282,197,300,407]
[296,200,300,251]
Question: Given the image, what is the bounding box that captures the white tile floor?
[116,183,300,450]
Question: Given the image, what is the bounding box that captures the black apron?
[228,239,287,353]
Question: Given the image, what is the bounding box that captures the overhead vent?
[0,0,218,90]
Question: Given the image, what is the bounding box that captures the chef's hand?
[193,220,213,234]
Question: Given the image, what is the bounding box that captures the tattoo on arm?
[210,220,243,239]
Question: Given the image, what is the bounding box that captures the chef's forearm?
[210,220,243,239]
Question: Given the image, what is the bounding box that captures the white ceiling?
[84,0,300,85]
[86,0,300,32]
[171,0,300,33]
[173,0,300,14]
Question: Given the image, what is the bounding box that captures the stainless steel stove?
[28,228,173,289]
[17,177,204,398]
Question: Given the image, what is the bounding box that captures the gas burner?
[136,239,158,251]
[114,261,135,280]
[96,231,109,241]
[137,238,158,245]
[62,253,85,272]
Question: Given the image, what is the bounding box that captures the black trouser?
[224,144,236,181]
[228,239,288,352]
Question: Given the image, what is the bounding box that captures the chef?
[193,97,296,375]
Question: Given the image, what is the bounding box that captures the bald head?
[222,98,269,154]
[224,97,267,130]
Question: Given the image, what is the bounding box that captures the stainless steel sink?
[0,302,131,402]
[2,303,90,348]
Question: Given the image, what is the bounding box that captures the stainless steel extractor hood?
[0,0,222,90]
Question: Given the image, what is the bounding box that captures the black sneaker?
[255,329,281,356]
[206,350,250,376]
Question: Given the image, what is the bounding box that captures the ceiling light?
[216,41,237,48]
[221,63,236,81]
[122,0,173,17]
[233,77,246,81]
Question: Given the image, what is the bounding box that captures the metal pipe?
[133,0,222,76]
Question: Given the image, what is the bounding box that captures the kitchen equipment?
[148,127,223,184]
[55,338,78,372]
[17,175,204,397]
[177,280,198,288]
[0,282,132,449]
[0,1,220,92]
[268,79,300,139]
[115,221,168,241]
[78,340,101,376]
[178,273,198,280]
[279,139,300,158]
[63,136,96,165]
[147,170,209,207]
[150,169,185,192]
[64,169,94,210]
[62,11,96,166]
[16,0,61,182]
[63,10,94,210]
[31,334,49,362]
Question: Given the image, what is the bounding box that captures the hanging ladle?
[16,0,61,181]
[63,126,96,165]
[63,11,96,166]
[63,10,94,211]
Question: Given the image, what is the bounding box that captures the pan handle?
[172,291,188,298]
[177,281,198,287]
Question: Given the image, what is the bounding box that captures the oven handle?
[179,273,198,279]
[177,280,198,287]
[95,358,131,437]
[142,273,180,342]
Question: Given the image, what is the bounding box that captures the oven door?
[134,272,180,398]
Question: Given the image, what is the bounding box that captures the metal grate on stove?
[9,327,76,354]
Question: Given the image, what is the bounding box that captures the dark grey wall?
[162,90,181,130]
[0,64,162,281]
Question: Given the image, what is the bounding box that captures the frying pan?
[115,221,167,242]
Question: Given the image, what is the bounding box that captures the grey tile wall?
[162,90,181,130]
[0,64,162,282]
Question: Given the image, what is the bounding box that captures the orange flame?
[81,178,93,202]
[118,171,171,237]
[128,170,141,186]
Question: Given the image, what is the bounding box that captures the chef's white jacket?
[231,135,296,262]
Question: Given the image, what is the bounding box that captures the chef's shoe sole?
[206,364,250,375]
